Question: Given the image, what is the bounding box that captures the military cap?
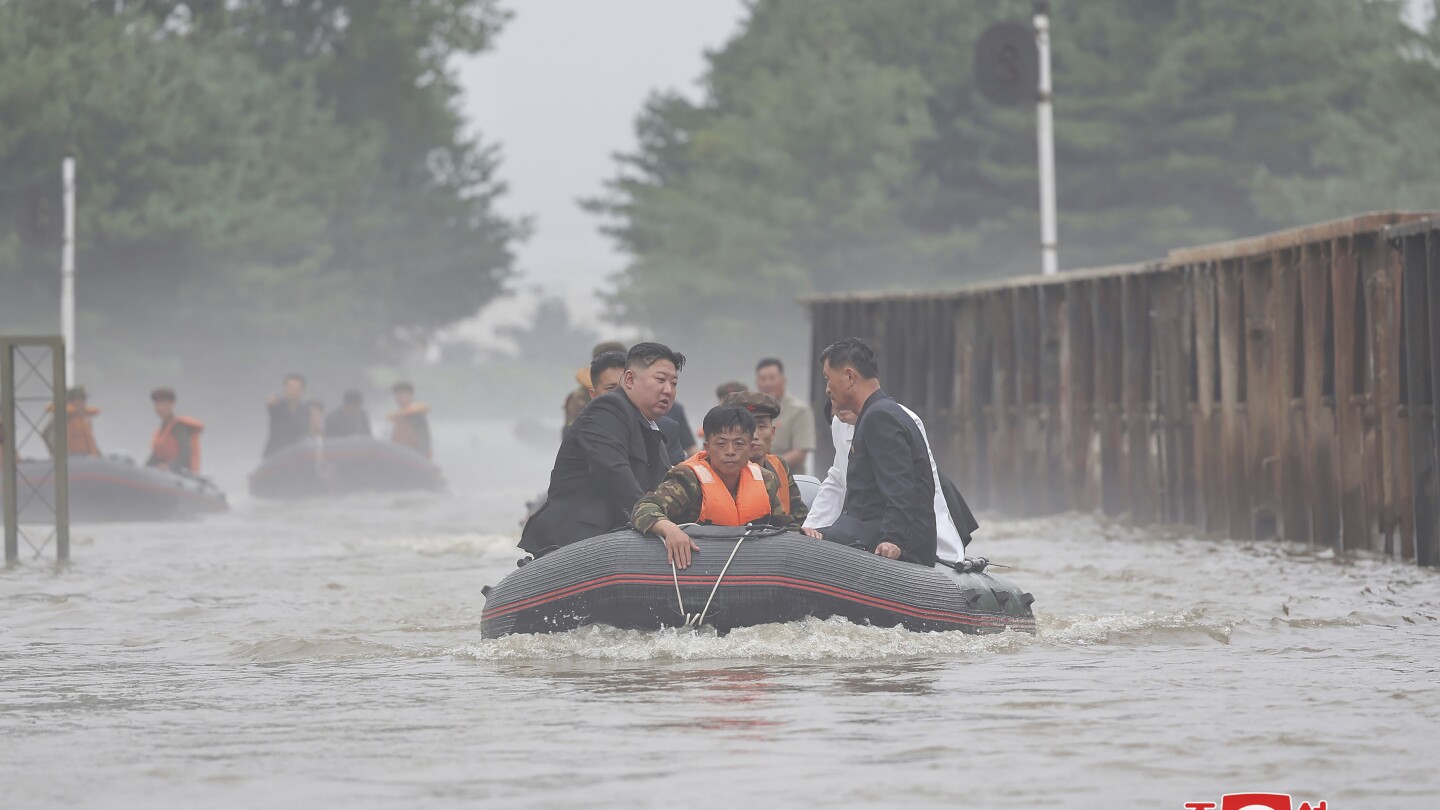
[723,390,781,418]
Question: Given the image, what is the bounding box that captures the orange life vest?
[151,415,204,473]
[765,453,792,515]
[680,452,771,526]
[46,403,101,456]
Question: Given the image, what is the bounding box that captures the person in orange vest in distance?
[146,387,204,474]
[723,390,808,522]
[42,386,101,457]
[388,381,431,459]
[632,405,795,569]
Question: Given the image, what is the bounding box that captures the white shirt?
[803,407,967,564]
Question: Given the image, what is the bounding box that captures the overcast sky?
[456,1,746,326]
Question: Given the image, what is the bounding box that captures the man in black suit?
[801,337,937,566]
[263,373,311,458]
[520,342,686,557]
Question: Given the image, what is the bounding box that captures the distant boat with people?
[247,435,444,499]
[3,454,228,523]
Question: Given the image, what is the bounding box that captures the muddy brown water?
[3,419,1438,808]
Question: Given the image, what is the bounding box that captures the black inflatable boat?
[481,525,1036,638]
[3,455,228,522]
[248,436,444,499]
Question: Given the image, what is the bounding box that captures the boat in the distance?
[481,524,1036,638]
[3,454,228,522]
[248,436,444,499]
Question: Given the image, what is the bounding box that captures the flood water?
[3,419,1439,809]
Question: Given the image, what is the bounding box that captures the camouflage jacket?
[632,463,795,533]
[760,454,809,523]
[562,386,590,427]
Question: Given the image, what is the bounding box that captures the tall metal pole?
[52,341,69,563]
[61,157,77,382]
[1034,2,1059,276]
[2,342,16,565]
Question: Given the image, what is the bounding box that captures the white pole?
[1034,2,1059,276]
[61,156,76,382]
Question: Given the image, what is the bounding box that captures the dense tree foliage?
[0,0,521,394]
[592,0,1440,347]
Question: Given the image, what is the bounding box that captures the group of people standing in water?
[522,337,977,570]
[261,373,432,460]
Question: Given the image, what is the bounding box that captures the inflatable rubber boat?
[2,454,228,522]
[481,524,1036,638]
[248,436,444,499]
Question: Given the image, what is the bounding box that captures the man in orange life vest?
[722,390,808,522]
[388,381,432,459]
[146,387,204,474]
[43,386,102,457]
[632,405,795,569]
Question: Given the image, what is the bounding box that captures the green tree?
[592,0,1440,351]
[0,0,522,402]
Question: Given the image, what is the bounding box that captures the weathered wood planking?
[802,212,1440,566]
[1063,279,1095,511]
[1093,276,1126,517]
[1243,255,1279,538]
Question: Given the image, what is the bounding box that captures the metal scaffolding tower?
[1,336,70,564]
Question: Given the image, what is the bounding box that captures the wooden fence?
[804,212,1440,565]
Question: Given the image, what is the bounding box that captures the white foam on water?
[449,607,1235,663]
[451,616,1024,661]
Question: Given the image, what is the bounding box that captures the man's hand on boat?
[655,520,701,569]
[799,527,901,560]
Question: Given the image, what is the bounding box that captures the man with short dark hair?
[521,341,686,557]
[722,391,807,522]
[801,338,937,566]
[326,390,372,438]
[146,388,205,474]
[564,341,629,433]
[587,350,687,463]
[587,351,628,400]
[389,381,432,459]
[756,357,814,475]
[263,373,310,457]
[633,405,793,568]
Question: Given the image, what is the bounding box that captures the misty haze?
[3,2,1440,808]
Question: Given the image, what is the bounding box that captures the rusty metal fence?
[805,212,1440,565]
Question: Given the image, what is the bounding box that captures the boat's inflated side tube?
[4,455,227,523]
[248,436,444,499]
[481,525,1036,638]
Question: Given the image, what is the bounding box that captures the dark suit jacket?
[325,406,371,438]
[658,416,687,465]
[819,389,938,566]
[263,400,310,458]
[520,389,670,555]
[939,471,979,550]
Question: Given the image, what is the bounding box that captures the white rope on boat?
[669,524,753,629]
[695,529,750,628]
